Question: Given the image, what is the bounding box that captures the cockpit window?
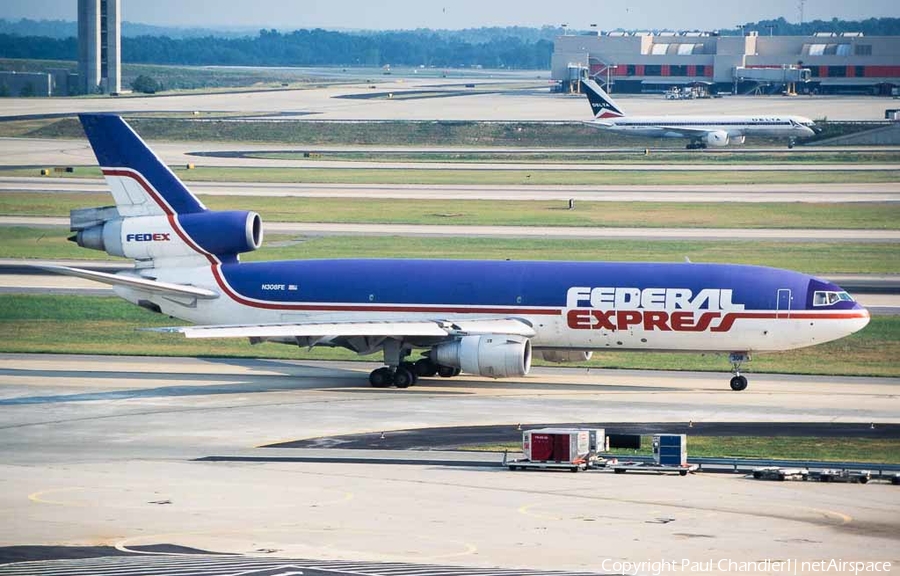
[813,290,854,306]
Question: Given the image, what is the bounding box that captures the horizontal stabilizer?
[150,318,536,340]
[37,264,219,300]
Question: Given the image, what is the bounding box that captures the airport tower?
[77,0,121,94]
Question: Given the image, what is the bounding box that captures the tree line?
[0,17,897,70]
[0,28,553,69]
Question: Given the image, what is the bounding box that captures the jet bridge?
[734,66,811,95]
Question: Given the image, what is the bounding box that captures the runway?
[0,80,892,121]
[3,176,900,203]
[0,354,897,572]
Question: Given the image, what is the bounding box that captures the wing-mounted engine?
[70,207,263,263]
[538,350,593,363]
[704,130,730,147]
[432,334,532,378]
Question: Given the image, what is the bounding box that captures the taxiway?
[0,354,897,572]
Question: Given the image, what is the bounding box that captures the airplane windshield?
[813,290,854,306]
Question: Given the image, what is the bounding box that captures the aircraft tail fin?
[71,115,262,267]
[582,78,625,119]
[79,114,206,217]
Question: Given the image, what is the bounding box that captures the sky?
[1,0,898,31]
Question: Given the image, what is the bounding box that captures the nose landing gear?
[729,352,750,391]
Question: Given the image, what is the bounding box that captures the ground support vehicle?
[610,461,697,476]
[752,467,809,481]
[809,469,871,484]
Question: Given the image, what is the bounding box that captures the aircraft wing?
[150,318,536,339]
[37,264,220,299]
[657,125,717,137]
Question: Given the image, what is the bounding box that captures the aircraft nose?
[851,301,871,330]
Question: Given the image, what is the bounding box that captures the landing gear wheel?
[437,365,457,378]
[400,362,419,385]
[788,139,796,149]
[369,367,393,388]
[729,375,748,391]
[413,358,438,378]
[394,367,415,389]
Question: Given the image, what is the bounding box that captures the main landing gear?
[686,140,707,150]
[729,352,750,391]
[368,343,460,389]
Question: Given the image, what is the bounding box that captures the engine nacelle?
[71,210,263,261]
[538,350,593,363]
[704,130,730,147]
[432,335,532,378]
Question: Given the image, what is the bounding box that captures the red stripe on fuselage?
[103,168,218,265]
[711,310,869,332]
[99,170,870,321]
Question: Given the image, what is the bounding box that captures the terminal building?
[78,0,121,94]
[552,31,900,95]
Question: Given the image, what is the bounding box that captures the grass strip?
[2,228,897,274]
[4,165,898,186]
[0,295,897,378]
[3,193,899,230]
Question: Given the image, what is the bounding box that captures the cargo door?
[531,434,553,461]
[553,434,570,462]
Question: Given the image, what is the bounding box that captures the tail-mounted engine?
[70,207,263,262]
[432,334,532,378]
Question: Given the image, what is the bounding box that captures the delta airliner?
[582,78,819,149]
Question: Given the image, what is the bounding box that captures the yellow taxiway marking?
[28,487,85,506]
[811,507,853,525]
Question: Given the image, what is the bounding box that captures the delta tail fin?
[582,78,625,119]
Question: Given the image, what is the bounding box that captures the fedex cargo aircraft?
[581,78,819,149]
[47,114,868,391]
